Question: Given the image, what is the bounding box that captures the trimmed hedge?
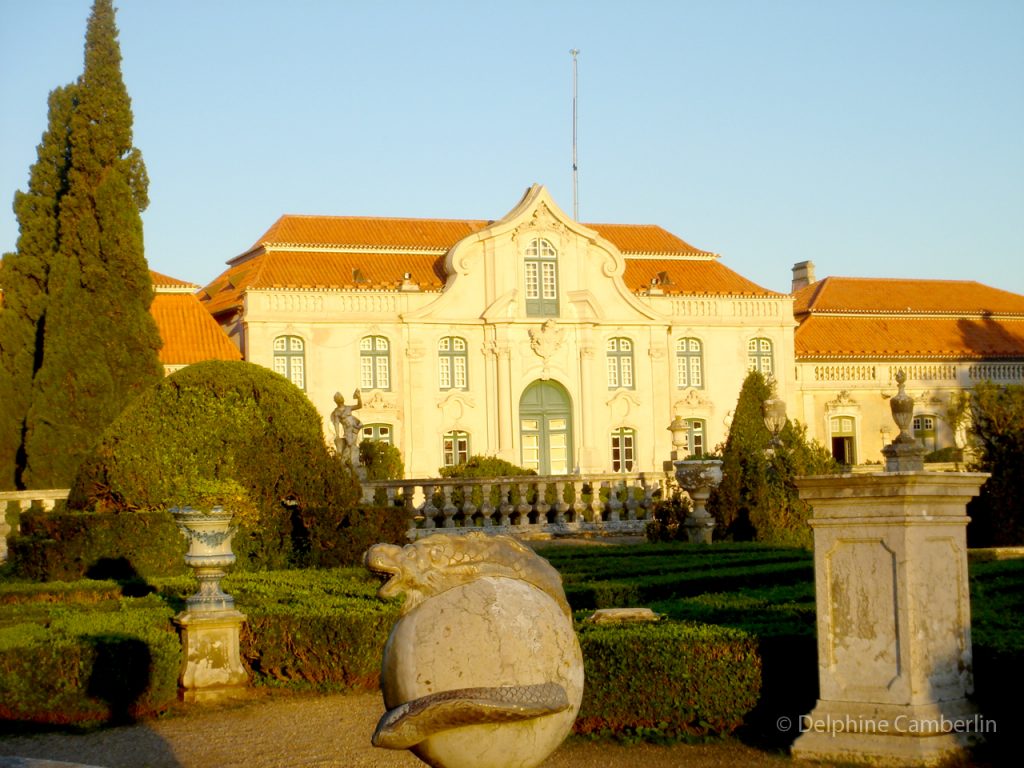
[7,504,406,581]
[0,593,180,726]
[575,620,761,741]
[9,509,186,581]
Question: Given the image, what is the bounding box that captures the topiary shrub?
[438,455,536,479]
[67,360,361,570]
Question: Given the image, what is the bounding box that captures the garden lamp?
[762,395,787,448]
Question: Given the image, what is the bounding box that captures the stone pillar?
[792,471,989,766]
[495,343,512,456]
[175,610,249,702]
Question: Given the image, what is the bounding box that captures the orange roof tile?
[150,270,197,290]
[795,316,1024,359]
[794,276,1024,316]
[622,258,778,296]
[206,214,771,314]
[150,292,241,366]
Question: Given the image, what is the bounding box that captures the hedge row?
[575,620,761,740]
[0,593,181,726]
[6,505,409,582]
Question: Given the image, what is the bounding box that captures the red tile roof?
[794,276,1024,359]
[794,276,1024,316]
[150,273,240,366]
[205,214,774,315]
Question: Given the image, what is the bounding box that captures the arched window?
[438,337,468,390]
[360,336,390,390]
[606,337,634,389]
[524,238,559,316]
[442,430,470,467]
[610,427,636,472]
[747,337,774,376]
[361,423,392,445]
[684,419,706,458]
[675,338,704,389]
[273,335,305,390]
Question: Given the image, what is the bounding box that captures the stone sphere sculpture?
[365,533,584,768]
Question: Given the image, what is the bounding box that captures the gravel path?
[0,690,814,768]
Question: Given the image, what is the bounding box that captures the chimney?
[791,261,816,293]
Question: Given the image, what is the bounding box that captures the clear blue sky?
[2,0,1022,295]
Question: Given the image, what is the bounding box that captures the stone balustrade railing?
[0,488,70,562]
[361,472,673,539]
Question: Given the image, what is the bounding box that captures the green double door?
[519,380,573,475]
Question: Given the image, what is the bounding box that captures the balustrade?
[362,473,671,540]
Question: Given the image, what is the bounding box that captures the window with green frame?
[683,418,706,457]
[675,337,703,388]
[442,430,470,467]
[524,237,559,316]
[606,337,635,389]
[361,423,392,444]
[610,427,636,472]
[747,337,774,376]
[360,335,391,390]
[438,336,468,390]
[273,335,305,391]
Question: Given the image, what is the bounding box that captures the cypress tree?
[0,85,77,490]
[21,0,161,488]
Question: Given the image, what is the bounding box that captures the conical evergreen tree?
[22,0,161,487]
[0,85,77,489]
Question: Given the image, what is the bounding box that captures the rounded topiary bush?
[68,360,360,569]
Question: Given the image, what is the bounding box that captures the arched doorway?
[519,380,573,475]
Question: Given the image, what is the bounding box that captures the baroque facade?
[200,185,794,477]
[791,261,1024,465]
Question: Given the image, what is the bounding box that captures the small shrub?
[300,504,409,568]
[575,620,761,741]
[645,490,691,542]
[359,441,404,481]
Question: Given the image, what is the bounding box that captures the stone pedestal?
[175,609,248,702]
[792,471,989,766]
[674,459,722,545]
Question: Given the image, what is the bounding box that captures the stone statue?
[330,389,363,465]
[365,533,584,768]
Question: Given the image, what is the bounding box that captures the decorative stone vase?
[171,506,237,612]
[171,505,248,699]
[673,459,723,544]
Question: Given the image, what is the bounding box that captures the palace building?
[196,185,1024,477]
[199,185,794,477]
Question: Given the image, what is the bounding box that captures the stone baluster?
[461,483,477,527]
[498,482,513,527]
[641,480,658,519]
[441,484,458,528]
[554,480,569,525]
[607,479,623,523]
[535,480,552,524]
[590,481,605,522]
[571,480,587,523]
[479,483,494,527]
[624,478,640,521]
[421,484,439,529]
[516,482,532,526]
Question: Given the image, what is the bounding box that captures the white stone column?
[576,331,599,471]
[792,471,989,767]
[496,343,512,457]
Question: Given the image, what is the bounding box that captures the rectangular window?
[443,431,470,467]
[611,428,635,472]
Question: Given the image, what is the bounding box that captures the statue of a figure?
[331,389,363,465]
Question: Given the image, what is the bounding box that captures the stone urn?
[673,459,723,544]
[171,505,238,612]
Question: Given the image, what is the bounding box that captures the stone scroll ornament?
[365,533,584,768]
